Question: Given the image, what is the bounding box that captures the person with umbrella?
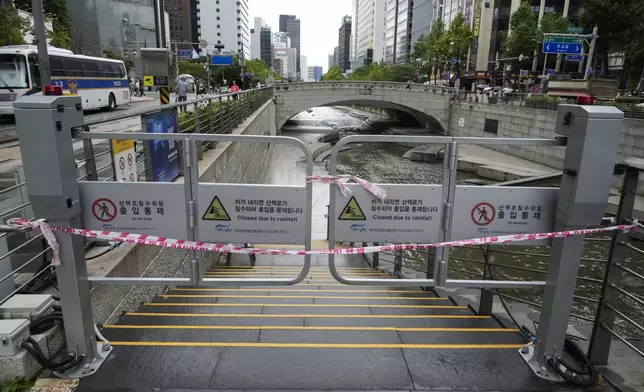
[176,77,189,111]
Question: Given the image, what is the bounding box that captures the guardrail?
[75,88,273,182]
[271,80,454,95]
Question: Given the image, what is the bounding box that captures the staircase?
[77,253,551,391]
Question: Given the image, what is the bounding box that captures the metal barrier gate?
[9,92,627,382]
[327,135,563,289]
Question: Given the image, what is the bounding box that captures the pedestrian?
[134,79,140,97]
[177,77,189,111]
[230,80,240,100]
[139,79,145,97]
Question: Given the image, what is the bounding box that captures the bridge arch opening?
[279,99,447,134]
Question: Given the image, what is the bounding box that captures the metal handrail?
[0,251,52,306]
[615,262,644,282]
[0,232,44,263]
[621,241,644,256]
[0,182,26,197]
[0,202,31,219]
[609,283,644,307]
[0,243,49,286]
[600,324,644,359]
[605,304,644,335]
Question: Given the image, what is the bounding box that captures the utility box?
[140,48,172,87]
[0,294,54,320]
[0,319,30,357]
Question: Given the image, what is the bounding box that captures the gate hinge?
[442,203,452,231]
[184,141,192,168]
[188,201,196,229]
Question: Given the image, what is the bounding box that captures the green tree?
[444,12,475,72]
[581,0,644,88]
[15,0,72,49]
[178,60,207,79]
[244,59,271,83]
[411,18,447,82]
[501,2,539,58]
[0,5,29,46]
[103,48,134,75]
[322,65,344,80]
[348,65,372,80]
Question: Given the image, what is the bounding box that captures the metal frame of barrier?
[327,134,564,289]
[76,131,314,287]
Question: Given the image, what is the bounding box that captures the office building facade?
[383,0,413,64]
[308,66,323,81]
[301,55,307,81]
[411,0,433,51]
[260,26,273,68]
[351,0,386,68]
[338,15,352,72]
[251,17,264,60]
[195,0,250,58]
[279,14,301,78]
[165,0,192,46]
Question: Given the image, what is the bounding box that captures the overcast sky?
[249,0,352,72]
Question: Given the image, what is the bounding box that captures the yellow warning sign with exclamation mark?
[202,196,231,221]
[338,196,366,221]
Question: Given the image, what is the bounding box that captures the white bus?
[0,45,129,115]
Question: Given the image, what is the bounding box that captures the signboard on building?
[565,55,584,62]
[111,138,137,183]
[198,184,307,244]
[79,182,189,240]
[144,110,181,182]
[543,37,583,54]
[143,75,169,87]
[178,50,192,59]
[451,186,558,244]
[334,184,442,243]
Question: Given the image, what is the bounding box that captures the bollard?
[372,242,379,268]
[394,250,402,277]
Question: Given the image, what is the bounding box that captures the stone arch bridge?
[272,81,453,132]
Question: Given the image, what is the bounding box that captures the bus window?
[63,58,83,77]
[50,56,65,76]
[0,54,29,90]
[83,60,100,78]
[118,63,126,78]
[28,54,42,92]
[98,61,111,78]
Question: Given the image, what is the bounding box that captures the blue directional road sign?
[542,37,583,54]
[565,55,584,62]
[177,50,192,59]
[212,55,234,65]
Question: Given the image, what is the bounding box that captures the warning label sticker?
[338,197,366,221]
[334,184,442,243]
[202,196,231,221]
[452,186,558,245]
[198,184,307,245]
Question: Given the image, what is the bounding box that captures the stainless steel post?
[393,250,402,277]
[521,105,624,380]
[13,95,111,378]
[82,139,98,181]
[584,26,599,80]
[32,0,51,86]
[587,168,639,364]
[438,142,459,286]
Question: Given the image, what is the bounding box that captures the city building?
[351,0,386,68]
[165,0,192,46]
[338,15,352,72]
[328,54,335,70]
[273,32,296,78]
[308,66,323,81]
[410,0,433,51]
[301,55,308,81]
[260,26,273,68]
[68,0,170,76]
[195,0,250,59]
[273,58,285,76]
[251,17,264,60]
[383,0,413,64]
[334,46,339,67]
[286,47,298,79]
[279,14,301,77]
[468,0,582,71]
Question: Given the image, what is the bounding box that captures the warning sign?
[92,198,116,223]
[334,184,443,243]
[471,202,495,226]
[451,186,558,245]
[79,182,189,240]
[143,75,154,87]
[202,197,231,221]
[198,184,306,244]
[338,197,366,221]
[111,139,137,183]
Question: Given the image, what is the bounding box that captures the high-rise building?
[279,14,296,34]
[384,0,413,64]
[351,0,386,68]
[273,32,291,77]
[308,66,323,81]
[301,55,308,81]
[328,54,335,70]
[260,26,273,68]
[338,15,352,72]
[251,17,264,60]
[165,0,192,46]
[285,18,301,77]
[334,46,339,67]
[196,0,250,58]
[286,47,298,79]
[411,0,433,51]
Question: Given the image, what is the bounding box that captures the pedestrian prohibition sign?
[471,202,495,226]
[92,198,117,223]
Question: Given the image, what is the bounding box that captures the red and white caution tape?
[31,220,61,266]
[8,218,636,257]
[306,175,387,200]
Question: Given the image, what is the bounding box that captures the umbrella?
[175,74,195,83]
